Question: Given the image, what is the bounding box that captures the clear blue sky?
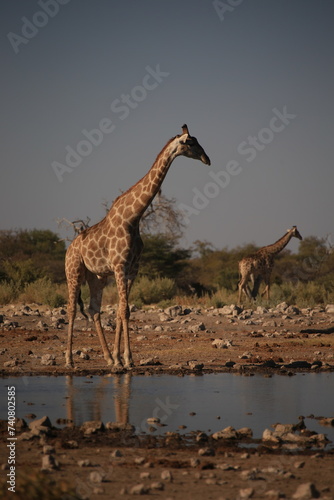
[1,0,333,253]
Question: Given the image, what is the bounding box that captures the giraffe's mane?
[257,230,290,253]
[111,135,179,206]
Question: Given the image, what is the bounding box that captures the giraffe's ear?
[182,124,189,135]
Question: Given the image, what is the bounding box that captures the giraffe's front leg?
[113,314,124,369]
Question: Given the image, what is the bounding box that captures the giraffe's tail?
[78,290,88,320]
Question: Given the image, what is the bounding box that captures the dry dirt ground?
[1,301,334,499]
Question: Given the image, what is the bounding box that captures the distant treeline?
[0,229,333,307]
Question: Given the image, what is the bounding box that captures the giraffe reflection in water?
[65,373,132,429]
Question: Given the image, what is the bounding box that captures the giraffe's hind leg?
[86,272,113,366]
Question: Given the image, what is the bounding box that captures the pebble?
[89,471,105,483]
[292,482,320,499]
[110,449,123,458]
[41,354,56,366]
[78,459,91,467]
[161,469,173,482]
[150,481,164,491]
[198,447,215,456]
[41,454,58,471]
[130,483,149,495]
[238,487,255,499]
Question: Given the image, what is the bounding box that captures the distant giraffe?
[238,226,303,303]
[65,125,210,370]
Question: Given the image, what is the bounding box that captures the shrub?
[0,282,18,305]
[130,276,176,305]
[19,277,67,308]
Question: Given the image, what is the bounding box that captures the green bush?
[0,282,18,305]
[19,277,67,308]
[130,276,176,305]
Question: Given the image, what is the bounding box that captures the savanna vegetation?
[0,197,333,308]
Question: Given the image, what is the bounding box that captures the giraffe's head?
[176,124,211,166]
[288,226,303,240]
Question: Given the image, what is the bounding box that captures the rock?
[292,482,320,499]
[150,482,164,491]
[325,304,334,314]
[188,322,206,332]
[212,426,238,440]
[18,431,34,441]
[237,427,253,438]
[139,472,151,480]
[240,469,259,481]
[4,360,18,367]
[255,306,269,315]
[212,339,232,349]
[161,469,173,482]
[263,320,277,328]
[262,429,280,443]
[29,416,52,433]
[294,461,305,469]
[187,361,204,370]
[190,458,200,467]
[319,417,334,426]
[276,302,289,311]
[41,354,56,366]
[78,459,91,467]
[110,449,123,458]
[37,320,48,331]
[196,432,208,442]
[80,352,90,360]
[146,417,160,424]
[286,305,300,315]
[139,358,161,366]
[159,313,171,322]
[198,447,215,456]
[164,305,183,317]
[130,483,149,495]
[134,457,145,465]
[264,489,285,499]
[238,487,255,498]
[136,335,148,341]
[15,418,27,430]
[41,454,59,471]
[42,445,55,455]
[89,471,106,483]
[80,420,104,435]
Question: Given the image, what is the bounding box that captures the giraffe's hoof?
[124,361,134,370]
[65,362,74,369]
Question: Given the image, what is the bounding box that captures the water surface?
[1,373,334,444]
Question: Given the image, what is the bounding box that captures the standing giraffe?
[238,226,303,303]
[65,125,210,369]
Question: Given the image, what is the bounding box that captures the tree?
[0,229,66,284]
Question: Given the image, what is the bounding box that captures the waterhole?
[1,373,334,444]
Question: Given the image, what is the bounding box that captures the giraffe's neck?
[110,136,180,224]
[262,231,293,256]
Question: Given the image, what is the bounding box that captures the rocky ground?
[1,301,334,499]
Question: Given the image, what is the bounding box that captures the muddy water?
[1,373,334,444]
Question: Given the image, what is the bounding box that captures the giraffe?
[65,124,210,369]
[238,226,303,304]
